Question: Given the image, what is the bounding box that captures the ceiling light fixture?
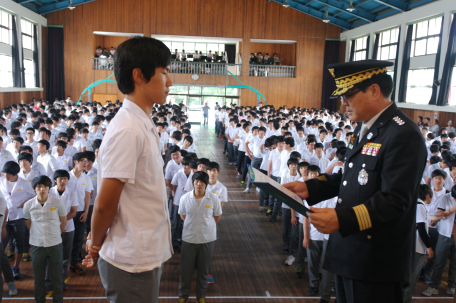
[323,8,330,23]
[68,0,76,10]
[347,0,355,12]
[283,0,290,8]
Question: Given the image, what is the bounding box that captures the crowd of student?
[211,102,456,303]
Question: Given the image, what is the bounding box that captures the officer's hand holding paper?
[249,166,312,217]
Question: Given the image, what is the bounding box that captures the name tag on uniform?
[361,143,382,157]
[50,207,56,211]
[92,177,97,179]
[17,189,22,191]
[63,160,67,162]
[28,180,32,182]
[214,192,219,195]
[4,157,7,159]
[205,205,211,208]
[82,183,86,185]
[32,169,37,171]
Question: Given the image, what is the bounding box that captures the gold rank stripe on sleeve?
[353,204,372,231]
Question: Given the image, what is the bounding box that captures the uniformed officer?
[284,60,427,303]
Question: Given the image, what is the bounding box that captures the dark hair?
[429,155,442,165]
[287,158,299,167]
[2,161,20,175]
[192,171,209,188]
[356,73,394,98]
[73,152,88,163]
[12,136,24,144]
[431,169,447,180]
[19,145,33,154]
[84,151,96,162]
[206,161,220,172]
[53,169,70,181]
[18,152,33,163]
[114,37,171,94]
[418,184,433,201]
[32,175,53,190]
[55,140,68,149]
[168,145,181,155]
[308,165,321,175]
[37,139,50,151]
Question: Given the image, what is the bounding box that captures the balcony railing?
[169,62,242,76]
[249,64,296,78]
[93,58,114,70]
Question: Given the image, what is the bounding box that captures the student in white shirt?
[83,38,173,303]
[53,141,72,171]
[74,129,92,152]
[36,140,59,180]
[19,145,46,176]
[225,119,236,165]
[423,185,456,296]
[261,138,275,212]
[178,171,222,303]
[165,145,183,218]
[235,122,250,180]
[267,136,284,215]
[0,161,36,279]
[171,157,193,253]
[23,175,67,303]
[404,184,434,302]
[67,152,93,275]
[181,135,194,153]
[310,143,329,172]
[84,151,98,235]
[49,170,78,291]
[17,153,40,187]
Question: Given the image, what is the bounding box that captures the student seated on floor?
[178,171,222,303]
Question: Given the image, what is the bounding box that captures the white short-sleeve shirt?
[98,99,172,271]
[37,153,59,180]
[23,195,67,247]
[179,190,222,244]
[49,186,78,233]
[171,169,193,206]
[416,200,430,254]
[0,176,35,221]
[437,193,456,238]
[207,180,228,203]
[67,170,93,212]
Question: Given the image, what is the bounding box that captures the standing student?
[19,146,45,176]
[267,136,284,215]
[67,152,93,275]
[36,140,59,180]
[403,184,434,303]
[23,175,67,303]
[53,141,72,171]
[84,151,98,234]
[178,171,222,303]
[0,161,35,279]
[165,145,183,220]
[83,37,173,303]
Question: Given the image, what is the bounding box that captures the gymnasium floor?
[3,125,454,303]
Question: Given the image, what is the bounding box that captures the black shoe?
[318,272,323,280]
[296,269,305,278]
[269,215,277,222]
[173,246,181,253]
[307,287,318,296]
[319,299,329,303]
[308,287,318,296]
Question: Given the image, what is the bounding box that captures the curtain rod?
[47,25,63,28]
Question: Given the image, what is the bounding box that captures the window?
[449,67,456,106]
[406,68,434,104]
[377,28,399,60]
[410,16,442,57]
[0,54,12,87]
[161,41,226,60]
[353,36,368,61]
[0,11,12,45]
[24,59,35,88]
[21,19,34,51]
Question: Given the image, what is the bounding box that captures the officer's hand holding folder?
[248,165,313,217]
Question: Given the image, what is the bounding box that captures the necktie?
[359,123,368,142]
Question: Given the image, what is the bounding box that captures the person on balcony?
[95,46,102,58]
[181,50,187,61]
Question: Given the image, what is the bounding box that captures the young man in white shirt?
[178,171,222,303]
[53,141,72,172]
[49,170,78,291]
[19,146,45,176]
[67,152,93,275]
[310,143,329,172]
[0,161,36,279]
[23,175,67,303]
[267,136,284,215]
[423,185,456,296]
[83,37,173,303]
[84,151,98,235]
[17,153,40,187]
[36,140,59,180]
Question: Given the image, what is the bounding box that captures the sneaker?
[422,287,439,296]
[7,282,17,296]
[296,269,305,278]
[243,188,251,193]
[12,266,21,280]
[7,252,14,261]
[63,283,69,291]
[69,265,86,275]
[285,255,296,266]
[22,253,31,262]
[259,206,264,212]
[447,287,455,295]
[308,286,319,296]
[207,274,214,284]
[177,299,188,303]
[266,209,272,216]
[236,173,240,179]
[269,215,277,222]
[282,245,290,254]
[197,298,206,303]
[241,181,245,185]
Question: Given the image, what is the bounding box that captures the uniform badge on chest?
[358,168,368,185]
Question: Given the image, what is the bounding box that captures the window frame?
[21,19,34,51]
[352,36,368,61]
[410,16,443,57]
[376,27,399,61]
[0,10,13,46]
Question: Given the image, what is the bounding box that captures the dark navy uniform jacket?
[305,102,427,283]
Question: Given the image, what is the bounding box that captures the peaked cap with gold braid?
[328,60,394,98]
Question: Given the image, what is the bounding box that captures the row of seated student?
[250,52,283,65]
[94,46,115,58]
[172,50,227,63]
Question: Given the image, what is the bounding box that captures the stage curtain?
[225,44,236,64]
[33,24,40,87]
[436,13,456,106]
[11,15,22,87]
[46,27,65,102]
[372,33,380,60]
[429,17,444,105]
[321,40,340,112]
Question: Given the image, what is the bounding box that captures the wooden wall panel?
[249,42,296,66]
[43,0,343,109]
[400,108,456,129]
[93,35,129,54]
